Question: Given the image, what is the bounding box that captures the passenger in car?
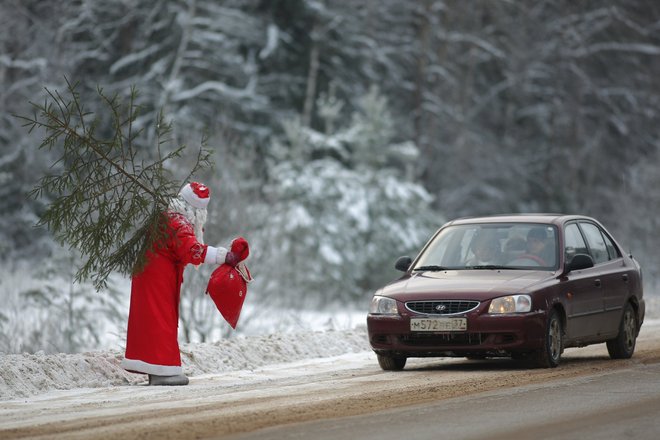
[525,227,554,265]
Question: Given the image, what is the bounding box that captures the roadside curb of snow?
[0,326,370,401]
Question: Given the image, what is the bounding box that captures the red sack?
[206,237,252,329]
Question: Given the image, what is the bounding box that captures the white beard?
[168,196,207,244]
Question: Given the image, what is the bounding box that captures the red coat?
[121,213,208,376]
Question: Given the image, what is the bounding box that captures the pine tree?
[19,79,211,290]
[249,86,438,306]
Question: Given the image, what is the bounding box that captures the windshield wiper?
[413,265,448,271]
[469,265,508,270]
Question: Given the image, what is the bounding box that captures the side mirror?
[566,254,594,272]
[395,256,412,272]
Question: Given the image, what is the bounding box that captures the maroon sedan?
[367,214,645,370]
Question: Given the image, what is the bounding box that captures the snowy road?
[227,358,660,440]
[1,321,660,439]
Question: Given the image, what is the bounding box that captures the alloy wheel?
[549,314,562,363]
[623,308,636,351]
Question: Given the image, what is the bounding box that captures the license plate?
[410,317,467,332]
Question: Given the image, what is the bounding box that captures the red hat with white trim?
[180,182,210,209]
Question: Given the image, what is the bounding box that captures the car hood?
[379,270,555,302]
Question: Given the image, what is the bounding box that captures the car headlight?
[369,296,399,315]
[488,295,532,314]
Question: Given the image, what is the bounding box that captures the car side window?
[602,231,620,260]
[564,223,588,262]
[579,222,611,265]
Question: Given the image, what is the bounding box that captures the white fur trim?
[204,246,228,264]
[121,358,183,376]
[212,246,228,265]
[180,183,210,209]
[204,246,217,264]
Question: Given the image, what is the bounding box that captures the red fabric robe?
[121,212,208,376]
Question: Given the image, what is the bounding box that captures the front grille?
[400,332,485,346]
[405,300,479,315]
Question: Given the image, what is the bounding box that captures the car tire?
[376,354,407,371]
[606,302,637,359]
[534,308,563,368]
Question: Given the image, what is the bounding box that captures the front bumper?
[367,310,547,358]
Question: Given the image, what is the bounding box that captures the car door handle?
[594,279,602,287]
[622,274,629,283]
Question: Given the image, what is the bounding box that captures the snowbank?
[0,326,370,401]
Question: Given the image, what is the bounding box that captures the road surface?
[227,351,660,440]
[2,321,660,440]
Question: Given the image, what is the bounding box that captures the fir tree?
[250,86,438,306]
[19,79,211,290]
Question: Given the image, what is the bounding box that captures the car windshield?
[413,222,559,271]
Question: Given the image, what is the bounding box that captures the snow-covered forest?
[1,0,660,354]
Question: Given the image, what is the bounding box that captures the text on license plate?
[410,318,467,332]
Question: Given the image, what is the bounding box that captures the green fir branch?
[18,79,212,290]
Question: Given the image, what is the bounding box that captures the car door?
[561,222,604,340]
[579,221,629,337]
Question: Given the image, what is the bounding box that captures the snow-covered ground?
[2,296,658,403]
[0,326,370,401]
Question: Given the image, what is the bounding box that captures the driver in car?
[467,235,502,266]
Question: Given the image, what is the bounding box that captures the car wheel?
[534,308,563,368]
[376,354,407,371]
[606,302,637,359]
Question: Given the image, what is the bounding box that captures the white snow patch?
[0,326,369,402]
[319,242,343,265]
[259,24,279,60]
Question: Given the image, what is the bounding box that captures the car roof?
[444,213,596,227]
